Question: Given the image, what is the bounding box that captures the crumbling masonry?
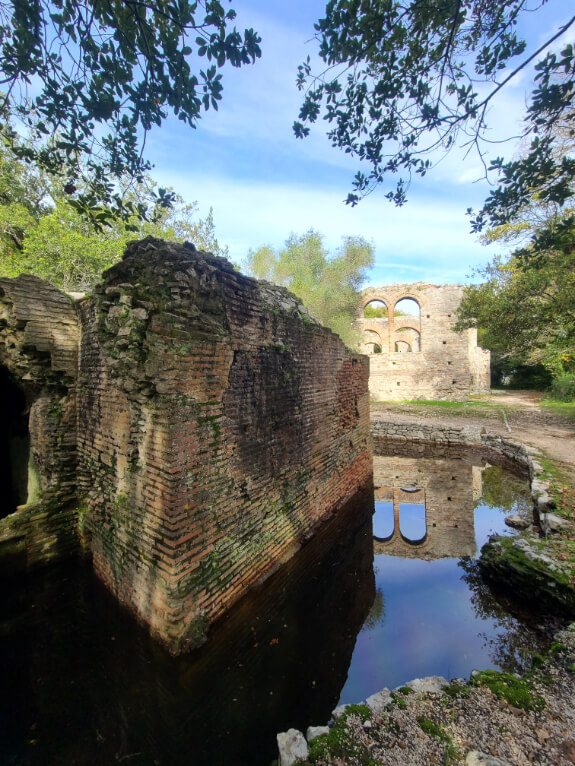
[0,239,372,654]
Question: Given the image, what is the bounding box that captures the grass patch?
[541,399,575,420]
[472,670,545,712]
[442,681,471,699]
[305,705,375,765]
[417,717,458,763]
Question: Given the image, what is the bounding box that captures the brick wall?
[78,238,372,653]
[356,283,490,401]
[0,275,80,574]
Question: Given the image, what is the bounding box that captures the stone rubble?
[277,626,575,765]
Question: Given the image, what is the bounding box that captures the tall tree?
[455,212,575,384]
[245,229,374,347]
[0,145,229,290]
[295,0,574,216]
[0,0,261,223]
[456,123,575,387]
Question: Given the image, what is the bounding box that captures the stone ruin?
[355,283,490,401]
[0,238,372,654]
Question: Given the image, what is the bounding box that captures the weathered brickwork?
[0,275,80,573]
[356,283,490,401]
[76,238,372,653]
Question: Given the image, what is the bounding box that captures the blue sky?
[147,1,574,287]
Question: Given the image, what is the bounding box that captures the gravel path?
[370,391,575,478]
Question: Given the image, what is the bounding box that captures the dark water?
[0,449,557,766]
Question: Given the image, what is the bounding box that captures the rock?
[479,535,575,616]
[306,725,330,742]
[365,689,392,712]
[277,729,308,766]
[504,514,530,529]
[465,752,512,766]
[405,675,448,695]
[541,512,571,535]
[332,704,350,719]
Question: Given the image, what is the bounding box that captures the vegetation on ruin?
[0,0,261,224]
[245,229,374,348]
[0,139,228,290]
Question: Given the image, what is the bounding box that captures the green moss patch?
[417,717,458,763]
[472,670,545,712]
[305,705,375,765]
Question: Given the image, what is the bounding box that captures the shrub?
[550,374,575,402]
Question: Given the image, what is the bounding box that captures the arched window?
[398,497,427,544]
[362,328,383,355]
[373,500,394,541]
[394,297,421,319]
[0,367,30,519]
[363,299,388,319]
[395,327,421,352]
[392,298,421,352]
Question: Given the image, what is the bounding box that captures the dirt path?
[371,390,575,479]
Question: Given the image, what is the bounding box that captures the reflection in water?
[0,491,375,766]
[0,444,560,765]
[338,441,555,705]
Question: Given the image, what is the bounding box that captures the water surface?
[0,448,556,765]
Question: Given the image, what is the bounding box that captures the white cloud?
[153,168,498,286]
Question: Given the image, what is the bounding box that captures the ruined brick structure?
[355,283,490,401]
[0,275,80,573]
[0,238,372,654]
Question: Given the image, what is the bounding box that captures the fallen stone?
[541,512,571,535]
[504,514,530,529]
[365,688,392,712]
[465,752,512,766]
[277,728,308,766]
[405,675,448,695]
[306,725,330,743]
[332,704,350,719]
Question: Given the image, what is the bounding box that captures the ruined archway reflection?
[338,440,552,704]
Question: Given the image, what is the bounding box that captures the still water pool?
[0,445,556,765]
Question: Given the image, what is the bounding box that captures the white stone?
[365,689,392,712]
[541,512,570,534]
[277,729,308,766]
[465,751,512,766]
[504,514,530,529]
[332,704,350,719]
[405,675,448,694]
[306,725,330,742]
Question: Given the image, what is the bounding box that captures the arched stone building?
[355,283,490,401]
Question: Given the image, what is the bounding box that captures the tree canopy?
[0,141,229,291]
[0,0,261,224]
[295,0,575,225]
[456,120,575,390]
[245,229,374,347]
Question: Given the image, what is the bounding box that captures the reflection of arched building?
[372,452,481,560]
[357,284,490,401]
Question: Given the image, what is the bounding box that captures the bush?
[550,374,575,402]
